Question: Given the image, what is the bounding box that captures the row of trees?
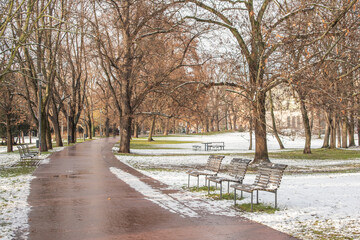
[1,0,359,163]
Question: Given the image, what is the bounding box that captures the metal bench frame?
[206,158,251,199]
[187,155,225,189]
[231,162,287,211]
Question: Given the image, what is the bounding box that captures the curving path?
[28,137,296,240]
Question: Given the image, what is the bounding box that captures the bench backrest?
[228,158,251,180]
[205,155,225,173]
[254,163,287,192]
[17,145,25,158]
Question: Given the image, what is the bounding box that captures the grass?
[130,139,199,149]
[0,165,36,178]
[240,148,360,160]
[207,192,243,201]
[189,130,236,136]
[235,203,278,213]
[186,186,216,192]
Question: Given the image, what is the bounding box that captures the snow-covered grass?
[0,145,63,240]
[112,132,360,239]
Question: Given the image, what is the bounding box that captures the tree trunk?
[119,116,132,153]
[299,96,311,154]
[49,111,63,147]
[148,116,156,142]
[253,92,269,163]
[215,112,220,132]
[322,116,330,148]
[336,118,341,148]
[348,113,355,147]
[329,113,336,149]
[40,111,48,152]
[133,122,139,138]
[68,115,76,143]
[269,90,284,149]
[113,123,117,137]
[341,117,347,148]
[249,115,253,150]
[87,116,92,140]
[6,113,13,152]
[105,117,110,137]
[163,118,169,136]
[46,117,53,150]
[358,116,360,146]
[318,109,322,139]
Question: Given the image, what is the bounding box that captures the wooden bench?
[203,142,225,151]
[187,155,225,189]
[231,162,287,211]
[206,158,251,199]
[16,145,41,166]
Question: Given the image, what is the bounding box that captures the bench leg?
[208,179,210,194]
[227,181,230,194]
[256,190,259,204]
[275,190,277,209]
[234,189,237,205]
[220,182,222,200]
[188,175,190,188]
[251,192,253,212]
[197,176,199,189]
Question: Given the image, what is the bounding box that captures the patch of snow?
[114,133,360,240]
[0,175,35,240]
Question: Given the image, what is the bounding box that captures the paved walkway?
[28,137,295,240]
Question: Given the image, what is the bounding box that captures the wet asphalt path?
[28,137,295,240]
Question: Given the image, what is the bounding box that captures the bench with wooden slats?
[206,158,251,199]
[187,155,225,189]
[231,162,287,211]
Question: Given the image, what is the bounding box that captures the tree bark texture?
[299,97,312,154]
[6,113,13,152]
[269,90,284,149]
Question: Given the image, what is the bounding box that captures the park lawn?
[241,148,360,160]
[130,139,199,149]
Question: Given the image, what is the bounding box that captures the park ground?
[1,132,360,239]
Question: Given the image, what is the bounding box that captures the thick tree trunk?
[148,116,156,142]
[163,118,169,136]
[105,117,110,137]
[269,90,284,149]
[39,111,49,152]
[299,97,311,154]
[119,115,132,153]
[341,117,347,148]
[87,117,92,140]
[68,115,76,143]
[49,114,63,147]
[46,117,53,150]
[6,113,13,152]
[253,92,269,163]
